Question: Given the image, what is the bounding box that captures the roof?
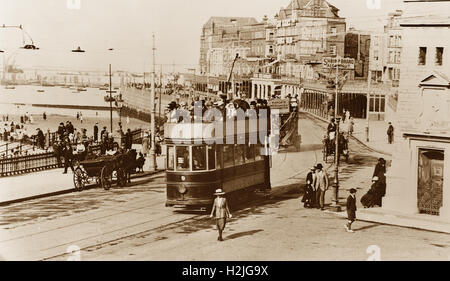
[400,15,450,26]
[204,17,258,28]
[279,0,341,19]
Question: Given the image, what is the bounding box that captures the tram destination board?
[268,99,290,114]
[322,57,355,70]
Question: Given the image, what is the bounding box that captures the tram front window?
[167,146,174,171]
[207,145,216,170]
[176,146,190,171]
[192,146,206,171]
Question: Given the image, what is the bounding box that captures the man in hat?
[387,122,394,144]
[93,122,99,143]
[302,166,316,208]
[62,142,74,174]
[210,188,232,241]
[57,122,66,140]
[345,188,357,233]
[36,128,45,149]
[314,163,329,210]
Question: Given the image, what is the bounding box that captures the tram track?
[1,113,380,261]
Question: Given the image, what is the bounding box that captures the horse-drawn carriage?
[322,131,349,163]
[72,146,141,191]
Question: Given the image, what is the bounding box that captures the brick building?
[385,0,450,221]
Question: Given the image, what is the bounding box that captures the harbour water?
[0,85,119,118]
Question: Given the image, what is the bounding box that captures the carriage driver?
[327,118,337,140]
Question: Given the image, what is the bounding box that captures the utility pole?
[159,64,162,120]
[149,34,157,171]
[366,67,371,142]
[109,63,113,133]
[331,60,342,212]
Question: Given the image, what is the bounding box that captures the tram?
[164,115,271,210]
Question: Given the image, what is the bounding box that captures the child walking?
[345,188,357,233]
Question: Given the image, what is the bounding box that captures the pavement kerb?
[324,209,450,234]
[0,170,165,206]
[300,110,392,157]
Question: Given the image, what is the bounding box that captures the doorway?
[417,149,444,215]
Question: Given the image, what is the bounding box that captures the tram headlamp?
[178,185,187,194]
[181,176,186,181]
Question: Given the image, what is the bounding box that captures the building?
[384,10,403,87]
[274,0,346,78]
[199,16,259,75]
[384,0,450,221]
[344,29,371,79]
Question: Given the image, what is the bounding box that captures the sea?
[0,85,119,118]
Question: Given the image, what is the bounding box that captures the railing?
[0,151,59,177]
[0,143,115,178]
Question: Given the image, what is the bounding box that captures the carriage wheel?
[116,168,127,187]
[101,166,112,190]
[73,167,86,191]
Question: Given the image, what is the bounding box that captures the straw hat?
[214,188,225,195]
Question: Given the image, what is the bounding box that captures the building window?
[436,47,444,65]
[418,47,427,65]
[374,50,379,61]
[329,45,336,56]
[369,95,385,113]
[330,27,337,36]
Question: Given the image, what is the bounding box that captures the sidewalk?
[0,163,164,205]
[301,110,393,156]
[351,118,394,156]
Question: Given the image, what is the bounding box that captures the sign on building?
[268,99,290,114]
[322,57,355,70]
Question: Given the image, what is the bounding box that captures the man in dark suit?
[93,123,99,143]
[302,166,316,208]
[345,188,357,233]
[63,143,74,174]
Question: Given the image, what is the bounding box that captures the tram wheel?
[73,167,85,191]
[101,166,112,190]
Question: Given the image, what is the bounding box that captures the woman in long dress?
[210,189,232,241]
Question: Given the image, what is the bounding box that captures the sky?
[0,0,407,73]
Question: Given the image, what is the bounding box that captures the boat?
[99,87,108,91]
[104,95,115,102]
[77,88,87,92]
[4,86,15,90]
[37,89,45,93]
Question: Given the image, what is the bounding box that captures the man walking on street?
[345,188,357,233]
[387,122,394,144]
[314,163,329,210]
[302,166,316,208]
[63,143,74,174]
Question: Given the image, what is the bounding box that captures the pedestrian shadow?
[225,229,263,240]
[354,223,381,231]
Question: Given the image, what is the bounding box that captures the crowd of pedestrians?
[302,157,388,233]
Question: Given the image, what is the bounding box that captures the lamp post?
[330,61,342,212]
[109,63,113,133]
[148,34,157,171]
